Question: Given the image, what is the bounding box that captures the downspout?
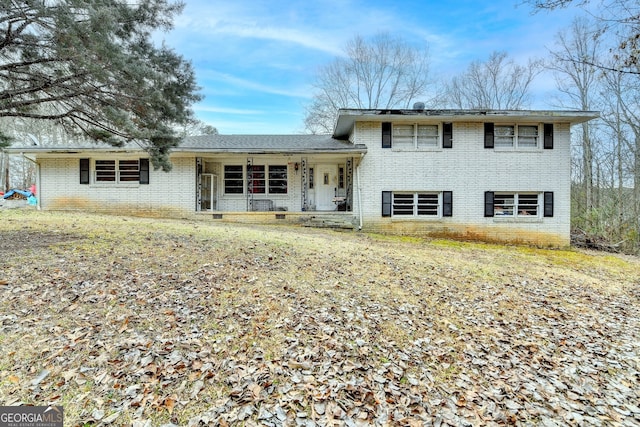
[356,153,364,230]
[21,153,41,210]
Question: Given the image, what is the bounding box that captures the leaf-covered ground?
[0,211,639,426]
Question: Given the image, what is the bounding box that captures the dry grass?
[1,210,639,426]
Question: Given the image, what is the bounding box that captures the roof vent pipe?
[413,102,425,111]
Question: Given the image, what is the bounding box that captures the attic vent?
[413,102,425,111]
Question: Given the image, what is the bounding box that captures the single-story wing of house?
[4,107,599,246]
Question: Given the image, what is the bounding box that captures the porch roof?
[4,134,367,156]
[178,134,366,154]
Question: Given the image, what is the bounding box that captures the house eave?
[173,146,367,155]
[332,108,601,139]
[3,146,368,157]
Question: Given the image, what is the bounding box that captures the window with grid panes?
[494,193,539,217]
[95,160,116,182]
[95,160,140,183]
[118,160,140,182]
[249,165,266,194]
[268,165,287,194]
[224,165,244,194]
[417,125,438,148]
[494,125,539,148]
[393,192,439,216]
[392,124,439,149]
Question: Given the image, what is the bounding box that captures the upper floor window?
[486,123,553,149]
[392,124,439,149]
[494,125,539,148]
[383,122,452,149]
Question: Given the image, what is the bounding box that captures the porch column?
[196,157,202,211]
[346,157,353,211]
[301,157,308,210]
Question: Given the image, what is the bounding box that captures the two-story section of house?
[333,108,598,246]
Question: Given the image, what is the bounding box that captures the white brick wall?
[352,121,572,245]
[39,156,195,214]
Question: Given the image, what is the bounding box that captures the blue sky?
[163,0,585,134]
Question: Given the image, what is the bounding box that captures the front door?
[315,164,338,211]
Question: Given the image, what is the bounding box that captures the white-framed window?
[268,165,288,194]
[494,193,539,217]
[248,165,266,194]
[383,191,452,217]
[224,165,244,194]
[224,164,288,195]
[494,124,540,148]
[95,159,140,183]
[392,124,440,149]
[393,192,439,216]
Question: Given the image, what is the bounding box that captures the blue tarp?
[2,189,33,199]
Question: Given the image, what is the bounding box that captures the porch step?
[301,215,356,230]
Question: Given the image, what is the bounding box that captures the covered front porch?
[195,154,361,215]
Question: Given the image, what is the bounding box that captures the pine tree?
[0,0,202,170]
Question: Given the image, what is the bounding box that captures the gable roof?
[332,108,600,139]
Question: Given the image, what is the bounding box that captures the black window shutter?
[443,122,453,148]
[484,123,494,148]
[544,192,554,217]
[484,191,495,217]
[442,191,453,217]
[80,158,90,184]
[382,191,392,217]
[139,158,150,184]
[543,123,554,149]
[382,122,392,148]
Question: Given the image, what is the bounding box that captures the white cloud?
[193,105,264,115]
[199,71,312,99]
[202,22,344,56]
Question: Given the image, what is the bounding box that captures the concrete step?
[301,215,356,230]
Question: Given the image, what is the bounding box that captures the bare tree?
[445,51,542,109]
[548,18,602,214]
[180,120,219,137]
[611,72,640,234]
[525,0,640,75]
[304,33,432,134]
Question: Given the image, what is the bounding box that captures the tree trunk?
[582,122,594,214]
[635,134,640,238]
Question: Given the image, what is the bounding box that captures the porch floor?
[195,210,358,230]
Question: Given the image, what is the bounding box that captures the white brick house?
[5,108,597,246]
